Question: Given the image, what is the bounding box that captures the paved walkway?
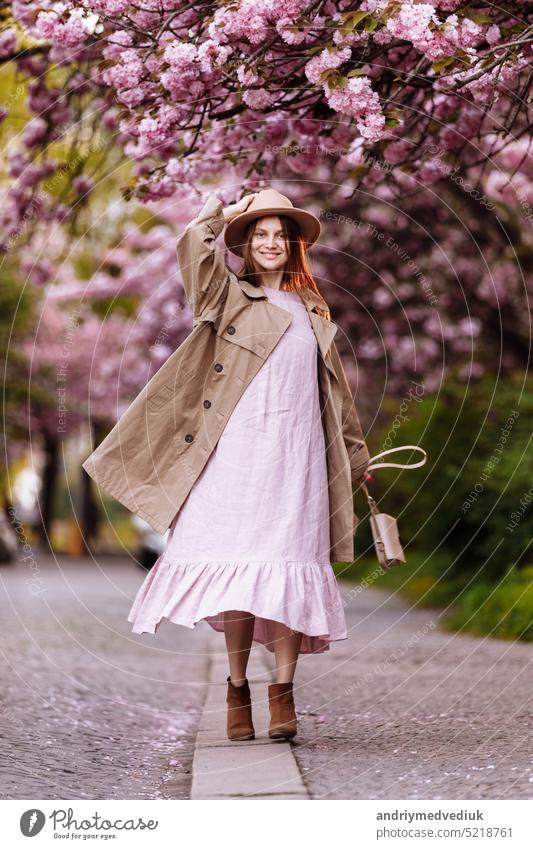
[1,554,532,799]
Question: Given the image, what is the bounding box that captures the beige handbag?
[360,446,427,569]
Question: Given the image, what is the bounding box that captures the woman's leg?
[271,621,303,683]
[223,610,255,685]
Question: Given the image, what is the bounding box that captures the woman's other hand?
[222,193,258,223]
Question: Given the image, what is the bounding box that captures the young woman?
[122,189,370,741]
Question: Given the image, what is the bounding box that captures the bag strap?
[360,480,380,515]
[366,445,427,472]
[360,445,427,513]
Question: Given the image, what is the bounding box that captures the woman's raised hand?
[222,193,258,223]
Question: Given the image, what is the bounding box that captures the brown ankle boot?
[268,681,297,740]
[226,676,255,741]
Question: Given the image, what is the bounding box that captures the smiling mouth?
[260,252,281,257]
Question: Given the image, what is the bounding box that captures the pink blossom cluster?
[0,27,17,57]
[35,5,94,47]
[326,77,387,143]
[385,2,484,60]
[1,0,529,248]
[304,47,352,85]
[304,47,387,141]
[207,0,311,46]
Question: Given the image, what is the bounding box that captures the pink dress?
[127,286,348,653]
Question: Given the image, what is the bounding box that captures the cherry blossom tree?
[1,0,531,241]
[9,198,192,544]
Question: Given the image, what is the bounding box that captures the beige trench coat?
[82,195,371,563]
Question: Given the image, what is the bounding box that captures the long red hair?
[237,214,331,321]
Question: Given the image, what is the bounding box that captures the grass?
[333,553,533,642]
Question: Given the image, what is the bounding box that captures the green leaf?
[340,10,370,33]
[431,55,456,73]
[350,10,371,26]
[320,69,341,88]
[455,50,472,67]
[319,67,335,81]
[363,17,379,32]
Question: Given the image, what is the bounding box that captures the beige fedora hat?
[223,188,321,257]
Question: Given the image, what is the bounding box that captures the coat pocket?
[147,384,174,412]
[146,363,195,413]
[215,311,267,357]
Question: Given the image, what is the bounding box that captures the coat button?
[203,400,211,409]
[227,325,236,334]
[214,363,223,372]
[184,433,194,443]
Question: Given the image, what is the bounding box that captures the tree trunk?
[80,421,106,553]
[38,432,59,549]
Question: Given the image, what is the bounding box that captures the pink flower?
[417,157,452,184]
[485,24,501,47]
[91,0,130,12]
[276,19,307,45]
[102,50,144,90]
[386,3,439,52]
[197,40,232,73]
[237,64,261,85]
[72,175,93,196]
[304,47,351,85]
[35,8,91,47]
[344,137,365,166]
[138,117,171,149]
[324,77,387,142]
[0,28,17,58]
[383,139,412,164]
[23,117,48,148]
[210,1,272,46]
[137,175,176,201]
[102,29,134,60]
[164,41,198,72]
[242,88,277,110]
[333,27,368,48]
[431,0,461,10]
[439,125,466,149]
[459,17,483,50]
[8,153,29,178]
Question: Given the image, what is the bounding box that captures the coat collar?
[237,278,338,371]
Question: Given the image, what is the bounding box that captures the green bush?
[358,369,533,587]
[335,549,472,609]
[442,564,533,640]
[338,371,533,641]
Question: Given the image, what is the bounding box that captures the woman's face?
[249,215,289,272]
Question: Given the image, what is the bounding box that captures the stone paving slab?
[191,635,309,799]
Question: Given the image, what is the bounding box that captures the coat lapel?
[236,278,339,379]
